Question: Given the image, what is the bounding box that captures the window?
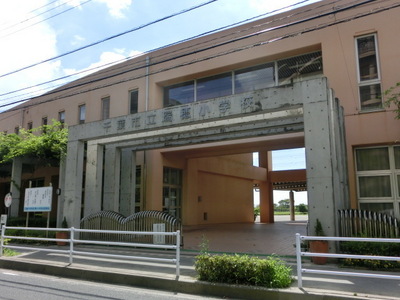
[78,104,86,124]
[197,72,232,101]
[58,111,65,124]
[356,146,400,218]
[27,122,33,130]
[163,51,323,107]
[163,167,182,220]
[14,127,19,134]
[164,81,194,107]
[129,90,138,114]
[356,34,382,111]
[278,52,322,85]
[101,96,110,120]
[42,117,48,133]
[235,63,275,93]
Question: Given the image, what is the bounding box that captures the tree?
[384,82,400,119]
[277,199,290,209]
[0,120,67,166]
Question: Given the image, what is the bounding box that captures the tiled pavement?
[182,214,308,256]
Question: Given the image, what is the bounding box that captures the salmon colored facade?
[0,0,399,232]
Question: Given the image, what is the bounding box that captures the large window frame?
[356,146,400,217]
[163,51,323,107]
[355,34,382,111]
[78,104,86,124]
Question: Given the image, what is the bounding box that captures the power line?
[0,0,218,80]
[0,0,324,101]
[0,0,92,38]
[1,0,394,113]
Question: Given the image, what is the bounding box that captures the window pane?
[359,176,391,197]
[397,175,400,197]
[130,90,138,114]
[79,105,86,124]
[394,146,400,169]
[197,73,232,101]
[164,81,194,107]
[235,63,274,94]
[101,97,110,120]
[278,51,322,84]
[357,35,378,81]
[359,84,381,110]
[356,147,389,171]
[58,111,65,123]
[360,202,393,215]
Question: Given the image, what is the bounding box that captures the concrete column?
[258,151,274,223]
[119,149,136,216]
[56,158,66,227]
[303,88,347,237]
[289,190,295,221]
[103,146,121,211]
[10,157,22,217]
[84,142,104,216]
[63,140,84,228]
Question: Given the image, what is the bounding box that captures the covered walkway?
[183,215,308,256]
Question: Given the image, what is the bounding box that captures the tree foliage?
[0,120,68,165]
[384,82,400,119]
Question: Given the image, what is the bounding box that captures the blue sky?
[0,0,311,204]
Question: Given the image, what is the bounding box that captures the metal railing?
[338,209,400,238]
[295,233,400,288]
[0,226,181,277]
[80,210,182,245]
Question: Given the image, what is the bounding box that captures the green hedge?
[195,253,293,288]
[340,241,400,270]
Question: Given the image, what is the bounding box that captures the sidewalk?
[1,216,399,299]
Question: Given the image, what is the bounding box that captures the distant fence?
[80,210,182,245]
[338,209,400,238]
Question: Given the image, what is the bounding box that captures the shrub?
[340,240,400,270]
[2,239,19,256]
[195,253,293,288]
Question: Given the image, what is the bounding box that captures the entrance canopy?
[62,78,348,236]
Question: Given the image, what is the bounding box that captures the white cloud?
[71,34,85,46]
[64,49,142,77]
[0,1,62,107]
[95,0,132,19]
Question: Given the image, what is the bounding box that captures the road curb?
[0,258,371,300]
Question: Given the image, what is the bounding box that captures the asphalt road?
[0,268,226,300]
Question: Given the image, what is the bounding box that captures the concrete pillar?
[84,142,104,216]
[289,190,295,221]
[103,146,121,211]
[303,87,347,237]
[56,158,66,227]
[10,157,22,217]
[119,149,136,216]
[63,140,85,228]
[258,151,274,223]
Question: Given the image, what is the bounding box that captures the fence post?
[69,227,74,265]
[176,230,180,279]
[0,225,5,257]
[295,233,303,288]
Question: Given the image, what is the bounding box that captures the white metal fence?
[295,233,400,288]
[0,226,181,277]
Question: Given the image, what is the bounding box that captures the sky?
[0,0,313,204]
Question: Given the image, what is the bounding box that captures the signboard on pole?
[4,193,12,207]
[24,187,53,212]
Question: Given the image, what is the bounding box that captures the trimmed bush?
[340,240,400,270]
[195,253,293,288]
